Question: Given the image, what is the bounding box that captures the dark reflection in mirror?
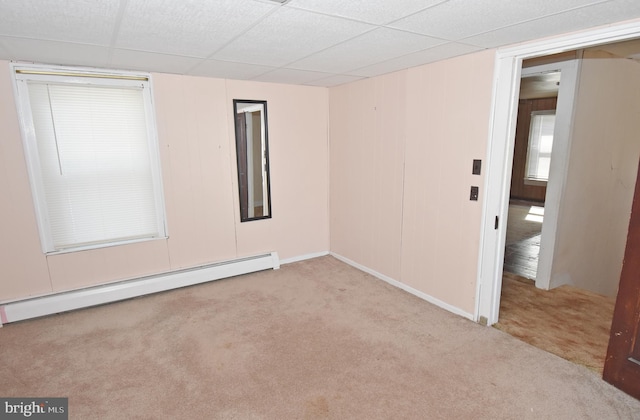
[233,99,271,222]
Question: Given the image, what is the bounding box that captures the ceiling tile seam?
[301,72,365,85]
[379,25,453,42]
[0,34,110,48]
[285,34,454,76]
[106,0,130,67]
[0,38,8,57]
[251,0,289,6]
[342,42,485,77]
[185,57,279,77]
[183,4,281,75]
[247,67,294,81]
[282,26,451,72]
[248,67,340,84]
[269,26,393,72]
[110,47,206,60]
[284,0,450,27]
[457,0,613,44]
[279,3,409,27]
[381,0,450,26]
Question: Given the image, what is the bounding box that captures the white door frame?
[476,20,640,326]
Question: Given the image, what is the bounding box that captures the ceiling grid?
[1,0,639,86]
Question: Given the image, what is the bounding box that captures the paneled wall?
[510,97,557,203]
[401,51,495,314]
[330,72,406,281]
[330,50,496,316]
[0,63,329,301]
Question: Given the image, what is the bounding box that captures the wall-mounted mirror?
[233,99,272,222]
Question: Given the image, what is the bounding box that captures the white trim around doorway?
[476,19,640,326]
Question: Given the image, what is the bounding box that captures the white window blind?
[525,111,556,182]
[14,65,167,253]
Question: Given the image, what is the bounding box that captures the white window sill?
[524,178,548,187]
[44,236,168,255]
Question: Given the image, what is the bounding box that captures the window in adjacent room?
[12,64,167,254]
[525,110,556,185]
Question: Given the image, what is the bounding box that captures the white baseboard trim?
[330,252,474,321]
[279,251,329,265]
[0,252,280,325]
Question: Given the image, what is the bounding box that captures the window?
[525,111,556,184]
[12,64,167,253]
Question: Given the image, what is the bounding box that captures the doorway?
[495,55,618,374]
[477,22,640,328]
[503,66,559,282]
[479,26,640,384]
[477,24,640,380]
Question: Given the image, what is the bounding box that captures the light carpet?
[1,256,638,419]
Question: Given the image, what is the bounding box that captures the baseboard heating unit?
[0,252,280,325]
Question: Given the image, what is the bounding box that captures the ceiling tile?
[212,7,375,67]
[0,0,640,86]
[110,49,203,74]
[304,74,365,87]
[0,37,110,68]
[252,68,334,84]
[116,0,276,58]
[0,0,120,45]
[289,27,445,74]
[288,0,445,25]
[390,0,609,40]
[348,42,484,77]
[464,0,640,49]
[188,59,276,80]
[0,39,8,57]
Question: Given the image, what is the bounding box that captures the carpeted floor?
[1,256,638,419]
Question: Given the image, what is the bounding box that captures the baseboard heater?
[0,252,280,325]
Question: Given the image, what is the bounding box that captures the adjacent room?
[1,1,640,417]
[497,41,640,376]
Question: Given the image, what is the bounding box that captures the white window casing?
[11,63,168,254]
[525,110,556,185]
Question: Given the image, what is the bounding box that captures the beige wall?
[330,72,407,281]
[330,50,496,315]
[0,63,329,301]
[551,56,640,297]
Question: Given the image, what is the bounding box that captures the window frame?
[11,63,168,254]
[524,110,556,186]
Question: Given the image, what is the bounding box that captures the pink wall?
[3,48,494,317]
[0,63,329,301]
[402,51,495,314]
[330,50,496,315]
[330,72,407,281]
[0,64,51,299]
[225,80,330,260]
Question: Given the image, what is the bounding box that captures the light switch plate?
[472,159,481,175]
[470,186,479,201]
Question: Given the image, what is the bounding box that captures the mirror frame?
[233,99,272,222]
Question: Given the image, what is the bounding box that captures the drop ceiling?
[1,0,640,87]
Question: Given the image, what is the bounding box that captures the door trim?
[476,20,640,325]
